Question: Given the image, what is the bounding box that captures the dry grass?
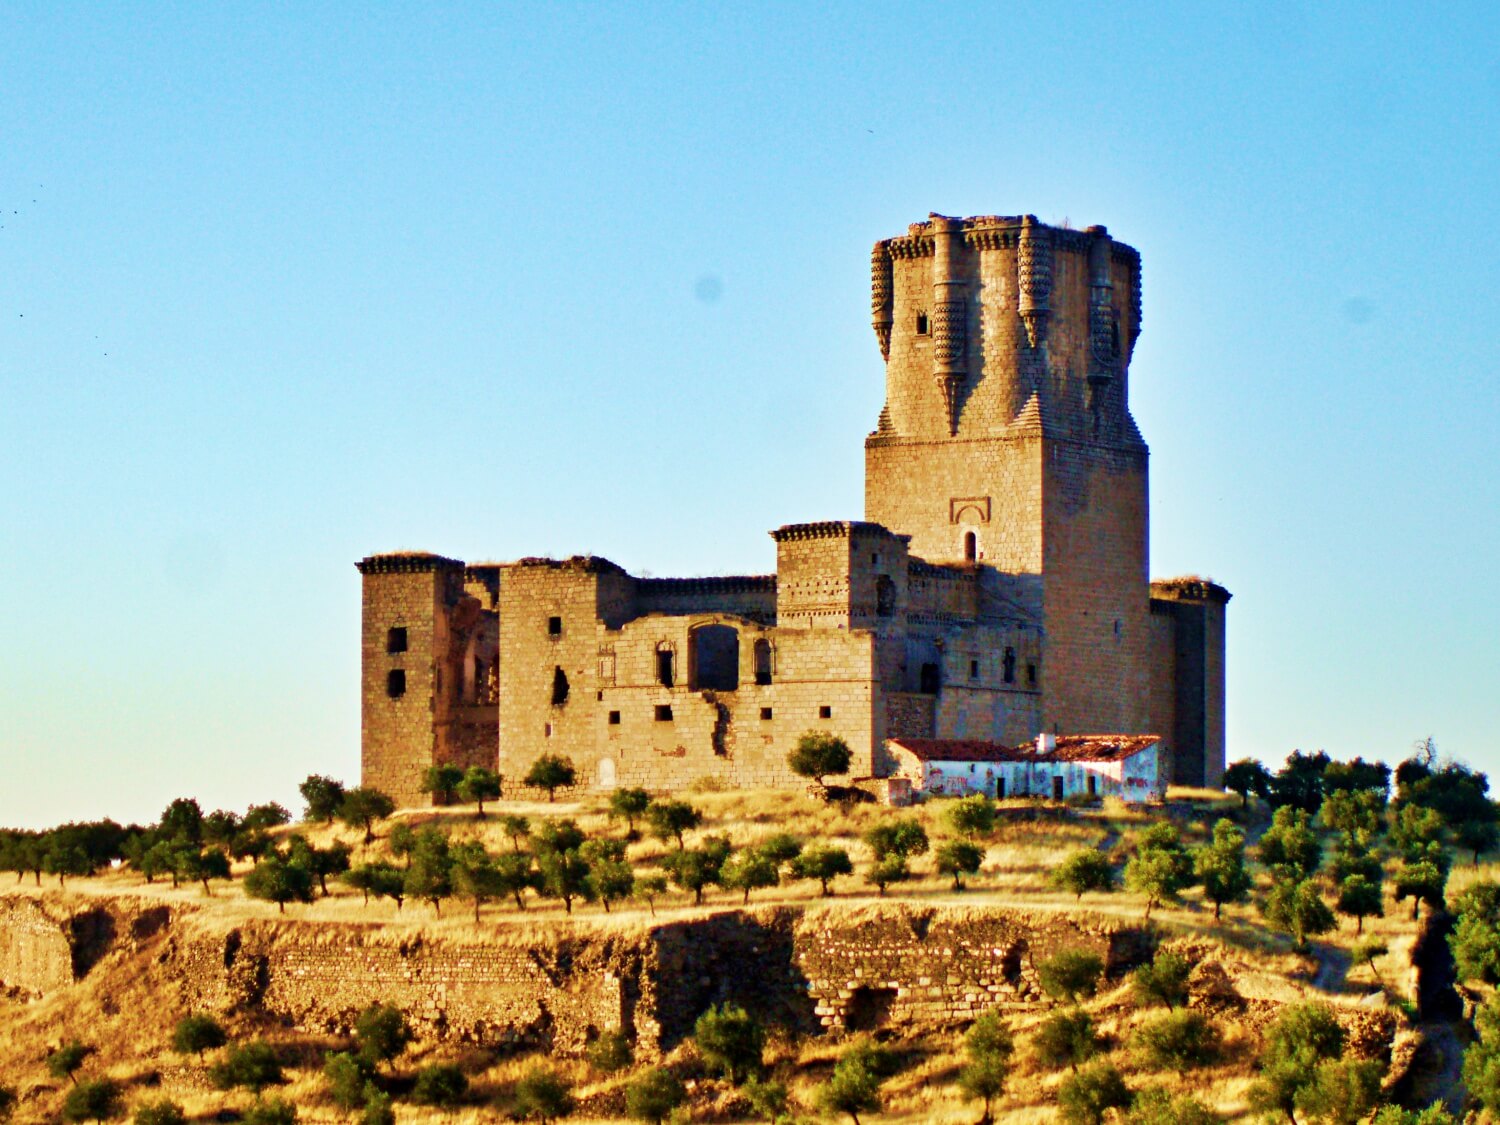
[0,784,1433,1122]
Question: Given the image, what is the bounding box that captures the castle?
[358,213,1230,808]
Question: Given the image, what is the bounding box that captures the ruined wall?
[0,894,1155,1055]
[794,906,1151,1031]
[0,896,75,996]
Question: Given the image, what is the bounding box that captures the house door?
[1087,774,1097,798]
[995,776,1005,799]
[1052,776,1064,800]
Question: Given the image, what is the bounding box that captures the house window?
[656,644,676,688]
[819,705,832,719]
[547,615,562,636]
[916,312,929,335]
[608,710,621,725]
[551,666,570,706]
[1003,647,1016,684]
[760,707,773,720]
[655,704,674,722]
[386,627,408,654]
[386,669,406,698]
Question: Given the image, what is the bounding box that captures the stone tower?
[865,214,1151,737]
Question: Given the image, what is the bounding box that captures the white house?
[884,733,1168,805]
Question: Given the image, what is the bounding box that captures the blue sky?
[2,3,1496,829]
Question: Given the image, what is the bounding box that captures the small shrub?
[61,1079,122,1123]
[360,1089,395,1125]
[1131,949,1192,1010]
[171,1014,227,1059]
[410,1064,468,1108]
[625,1067,685,1124]
[585,1029,633,1073]
[48,1040,92,1085]
[133,1100,187,1125]
[242,1098,298,1125]
[210,1040,283,1094]
[514,1063,574,1122]
[354,1004,412,1071]
[1038,950,1104,1005]
[1126,1086,1222,1125]
[743,1076,790,1121]
[1058,1060,1130,1125]
[1034,1009,1099,1072]
[324,1051,372,1110]
[1132,1009,1221,1069]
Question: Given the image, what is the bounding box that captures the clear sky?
[2,3,1497,830]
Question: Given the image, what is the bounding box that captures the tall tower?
[865,214,1151,736]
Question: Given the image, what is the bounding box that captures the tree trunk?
[1357,914,1364,934]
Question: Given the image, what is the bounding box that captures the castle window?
[547,615,562,636]
[819,705,832,719]
[691,624,739,691]
[1003,647,1016,684]
[919,662,940,694]
[915,312,929,335]
[1027,662,1037,686]
[608,710,621,725]
[964,531,977,562]
[970,658,979,680]
[753,638,774,686]
[656,644,676,688]
[545,722,552,737]
[875,575,895,618]
[655,704,674,722]
[386,669,406,698]
[551,666,570,706]
[760,707,773,720]
[386,627,408,654]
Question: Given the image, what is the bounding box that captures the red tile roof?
[888,734,1161,764]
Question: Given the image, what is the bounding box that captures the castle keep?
[358,214,1230,807]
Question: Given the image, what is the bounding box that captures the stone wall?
[0,892,1154,1055]
[0,896,75,997]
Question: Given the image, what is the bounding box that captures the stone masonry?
[359,213,1230,807]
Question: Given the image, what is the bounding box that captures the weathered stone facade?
[359,213,1230,807]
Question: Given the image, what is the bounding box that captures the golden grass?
[0,786,1438,1122]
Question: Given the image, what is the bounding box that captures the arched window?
[964,531,977,562]
[1002,647,1016,684]
[691,624,739,691]
[753,638,774,685]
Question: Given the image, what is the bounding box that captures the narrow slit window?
[969,659,979,680]
[386,627,408,654]
[916,312,929,335]
[386,669,406,698]
[964,531,977,562]
[1002,647,1016,684]
[1027,662,1037,686]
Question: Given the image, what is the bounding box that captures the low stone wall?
[793,905,1152,1030]
[0,892,1152,1055]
